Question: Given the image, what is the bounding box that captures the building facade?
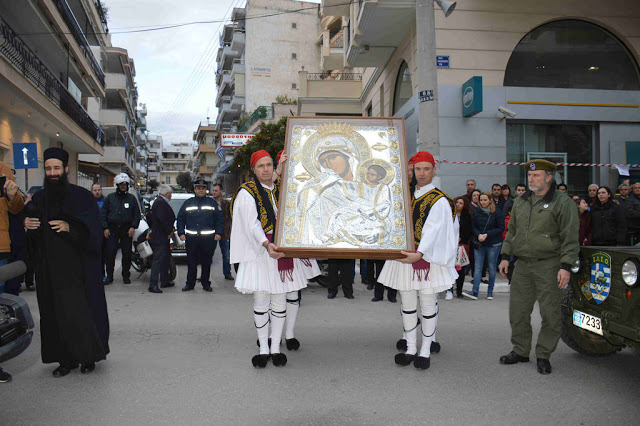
[160,141,195,189]
[147,134,163,184]
[0,0,107,189]
[193,121,218,188]
[317,0,640,196]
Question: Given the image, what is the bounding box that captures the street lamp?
[435,0,456,17]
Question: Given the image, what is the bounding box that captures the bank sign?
[462,76,483,117]
[220,133,255,147]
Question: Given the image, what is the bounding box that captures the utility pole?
[415,0,440,158]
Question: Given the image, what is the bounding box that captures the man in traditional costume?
[378,151,458,370]
[231,150,319,368]
[24,148,109,377]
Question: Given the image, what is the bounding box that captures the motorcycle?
[130,219,177,282]
[0,262,34,364]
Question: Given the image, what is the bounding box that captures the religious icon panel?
[275,117,413,259]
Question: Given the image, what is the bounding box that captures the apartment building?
[135,103,149,189]
[160,142,195,187]
[314,0,640,195]
[215,0,322,133]
[80,46,139,180]
[0,0,107,189]
[147,134,163,184]
[193,121,218,188]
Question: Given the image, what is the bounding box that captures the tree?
[233,117,287,174]
[148,179,159,191]
[176,172,194,192]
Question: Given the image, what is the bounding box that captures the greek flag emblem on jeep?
[590,252,612,304]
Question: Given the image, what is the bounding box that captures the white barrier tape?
[437,160,640,167]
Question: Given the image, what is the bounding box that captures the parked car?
[561,246,640,356]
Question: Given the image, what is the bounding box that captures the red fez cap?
[250,150,271,168]
[411,151,435,166]
[276,150,284,163]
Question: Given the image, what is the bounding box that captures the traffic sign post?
[13,143,39,193]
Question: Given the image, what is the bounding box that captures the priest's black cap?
[43,147,69,165]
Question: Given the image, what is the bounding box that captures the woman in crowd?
[590,186,627,246]
[463,192,504,300]
[451,196,472,299]
[576,198,592,246]
[470,189,481,214]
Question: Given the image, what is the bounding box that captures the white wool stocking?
[419,291,438,358]
[269,293,287,354]
[253,292,270,355]
[284,291,300,340]
[399,290,419,355]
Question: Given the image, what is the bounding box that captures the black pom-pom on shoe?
[251,354,270,368]
[430,341,441,354]
[271,353,288,367]
[414,356,431,370]
[394,353,416,366]
[396,339,407,351]
[285,338,300,351]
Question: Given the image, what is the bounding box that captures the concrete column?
[415,0,439,157]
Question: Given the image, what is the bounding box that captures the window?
[292,83,297,89]
[504,19,640,90]
[291,53,297,60]
[166,177,170,184]
[506,123,594,194]
[292,23,297,29]
[366,103,373,117]
[393,61,412,114]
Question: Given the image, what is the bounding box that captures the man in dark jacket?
[101,173,141,284]
[617,183,640,244]
[148,185,176,293]
[177,179,223,292]
[211,183,233,280]
[492,183,506,212]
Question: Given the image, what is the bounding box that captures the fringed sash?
[265,234,311,282]
[411,245,430,281]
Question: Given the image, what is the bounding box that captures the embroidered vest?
[411,187,456,246]
[231,181,279,234]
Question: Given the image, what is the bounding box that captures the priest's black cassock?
[26,182,109,366]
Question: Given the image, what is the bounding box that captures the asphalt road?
[3,256,640,425]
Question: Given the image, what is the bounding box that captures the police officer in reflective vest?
[177,179,224,292]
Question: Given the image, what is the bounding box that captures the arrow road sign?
[13,143,39,169]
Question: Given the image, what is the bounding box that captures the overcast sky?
[106,0,320,144]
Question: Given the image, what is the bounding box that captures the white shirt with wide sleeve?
[230,183,319,294]
[378,183,459,292]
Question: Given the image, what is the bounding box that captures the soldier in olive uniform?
[498,159,579,375]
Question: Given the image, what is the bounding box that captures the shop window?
[506,123,594,195]
[393,61,412,114]
[505,19,640,90]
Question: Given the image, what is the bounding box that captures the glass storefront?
[506,123,595,195]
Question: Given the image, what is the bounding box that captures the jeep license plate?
[572,310,603,336]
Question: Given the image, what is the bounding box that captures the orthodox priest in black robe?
[24,148,109,377]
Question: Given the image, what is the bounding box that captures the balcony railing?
[237,106,273,132]
[53,0,105,87]
[0,16,103,145]
[307,73,362,81]
[93,0,109,34]
[330,31,344,48]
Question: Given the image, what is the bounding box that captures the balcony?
[101,146,135,173]
[52,0,105,87]
[231,60,245,79]
[231,94,244,110]
[0,16,103,146]
[321,30,345,70]
[220,45,239,70]
[230,31,245,53]
[321,0,350,16]
[346,0,415,67]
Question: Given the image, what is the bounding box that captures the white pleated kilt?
[378,260,458,293]
[235,250,320,295]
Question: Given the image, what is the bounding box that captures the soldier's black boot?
[499,351,530,365]
[536,358,552,374]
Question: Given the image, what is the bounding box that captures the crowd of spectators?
[454,178,640,301]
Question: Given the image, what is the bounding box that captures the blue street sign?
[437,55,450,68]
[13,143,39,169]
[462,76,483,117]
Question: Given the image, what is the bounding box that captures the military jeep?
[561,246,640,356]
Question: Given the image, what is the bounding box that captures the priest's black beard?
[43,171,70,201]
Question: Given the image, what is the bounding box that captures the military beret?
[524,159,556,171]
